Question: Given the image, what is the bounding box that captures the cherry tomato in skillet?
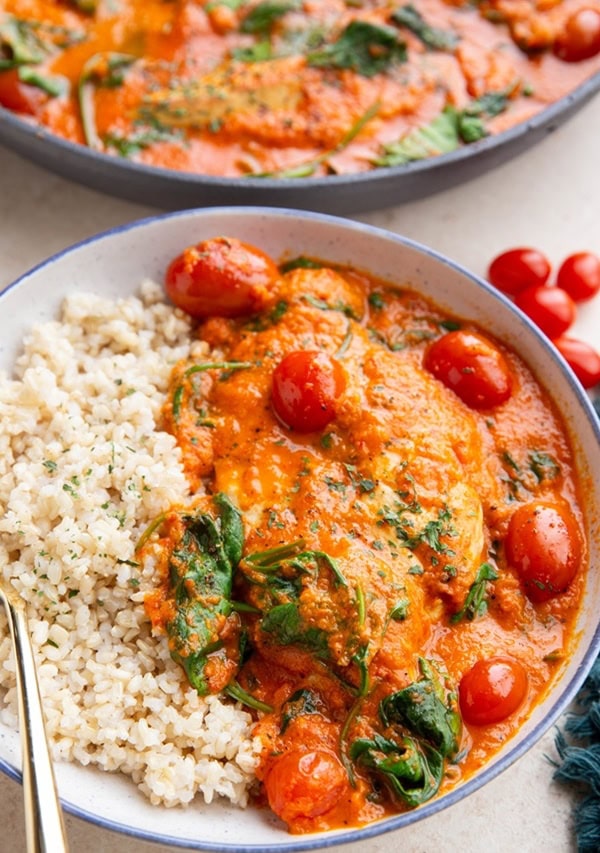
[264,749,347,824]
[553,8,600,62]
[165,237,279,318]
[505,501,581,602]
[424,330,512,409]
[459,657,528,726]
[0,69,47,115]
[515,285,576,338]
[272,351,346,432]
[487,248,551,296]
[556,252,600,302]
[553,336,600,388]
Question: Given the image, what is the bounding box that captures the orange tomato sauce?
[140,244,587,833]
[0,0,599,176]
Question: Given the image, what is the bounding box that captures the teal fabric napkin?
[555,658,600,852]
[553,394,600,852]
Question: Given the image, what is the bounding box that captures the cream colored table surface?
[1,97,599,852]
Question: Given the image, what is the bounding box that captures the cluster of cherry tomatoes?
[487,248,600,389]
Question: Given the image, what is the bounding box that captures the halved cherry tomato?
[487,248,551,296]
[505,502,581,602]
[515,285,576,338]
[272,351,346,432]
[556,252,600,302]
[553,8,600,62]
[424,330,512,409]
[0,69,46,115]
[165,237,279,318]
[553,336,600,388]
[459,657,528,726]
[264,749,347,824]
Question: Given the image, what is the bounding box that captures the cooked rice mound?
[0,282,260,807]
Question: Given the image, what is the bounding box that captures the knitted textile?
[553,395,600,851]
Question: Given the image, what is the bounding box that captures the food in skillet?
[0,235,586,833]
[0,0,599,177]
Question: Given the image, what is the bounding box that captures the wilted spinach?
[350,661,461,806]
[164,493,243,694]
[350,733,444,807]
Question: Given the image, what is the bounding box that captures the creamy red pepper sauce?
[139,239,587,834]
[0,0,599,176]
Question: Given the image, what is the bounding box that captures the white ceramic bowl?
[1,207,599,852]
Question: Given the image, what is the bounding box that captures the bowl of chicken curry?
[0,206,598,848]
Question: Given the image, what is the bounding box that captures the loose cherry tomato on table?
[514,284,576,338]
[487,248,551,296]
[556,252,600,302]
[0,69,47,115]
[165,237,279,318]
[271,350,346,432]
[459,657,528,726]
[505,501,581,602]
[553,8,600,62]
[424,330,512,409]
[263,749,347,824]
[552,336,600,388]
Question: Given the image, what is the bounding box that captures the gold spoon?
[0,584,69,852]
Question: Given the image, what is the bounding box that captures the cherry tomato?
[165,237,279,318]
[0,69,46,115]
[515,285,576,338]
[505,502,581,602]
[424,330,512,409]
[459,657,528,726]
[264,749,347,824]
[556,252,600,302]
[271,350,346,432]
[553,336,600,389]
[487,248,551,296]
[553,8,600,62]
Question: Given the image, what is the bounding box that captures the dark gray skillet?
[1,71,599,215]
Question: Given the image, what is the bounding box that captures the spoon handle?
[0,587,69,853]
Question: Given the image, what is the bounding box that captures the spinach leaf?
[17,66,68,97]
[350,733,444,807]
[0,17,84,71]
[374,107,460,167]
[375,92,511,166]
[451,561,498,623]
[103,122,183,158]
[244,540,347,587]
[261,602,330,655]
[0,17,51,69]
[280,688,322,732]
[529,451,560,483]
[389,598,409,621]
[240,0,297,34]
[226,680,273,712]
[392,4,458,50]
[456,91,510,142]
[241,541,375,669]
[380,679,460,757]
[165,493,243,694]
[231,40,274,62]
[307,21,407,78]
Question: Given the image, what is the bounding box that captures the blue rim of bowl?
[1,207,600,851]
[0,71,598,197]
